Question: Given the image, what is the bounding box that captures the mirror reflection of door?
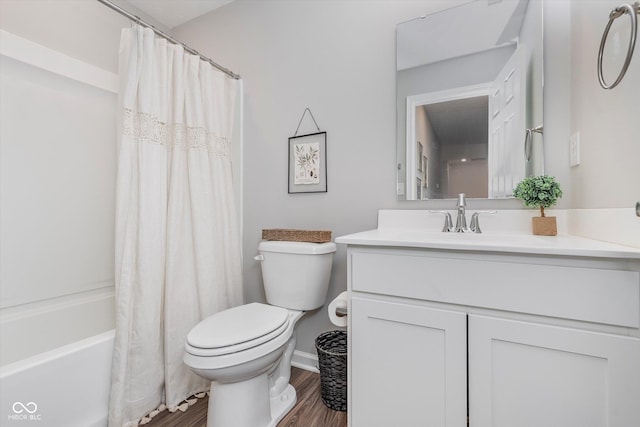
[489,46,526,198]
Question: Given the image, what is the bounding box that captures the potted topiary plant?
[513,175,563,236]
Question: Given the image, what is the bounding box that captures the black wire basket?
[315,330,347,411]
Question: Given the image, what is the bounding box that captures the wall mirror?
[396,0,543,201]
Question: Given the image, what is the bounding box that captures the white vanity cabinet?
[350,297,467,427]
[342,245,640,427]
[468,314,640,427]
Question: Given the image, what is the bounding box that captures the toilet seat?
[186,303,290,357]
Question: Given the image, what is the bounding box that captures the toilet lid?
[187,303,289,350]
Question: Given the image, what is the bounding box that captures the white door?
[350,297,467,427]
[468,315,640,427]
[488,46,526,198]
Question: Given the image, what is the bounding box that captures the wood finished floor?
[146,367,347,427]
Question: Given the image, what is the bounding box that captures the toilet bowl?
[184,241,336,427]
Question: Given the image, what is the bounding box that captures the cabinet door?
[468,315,640,427]
[350,297,467,427]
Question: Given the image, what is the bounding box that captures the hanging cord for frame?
[598,2,639,89]
[294,108,321,136]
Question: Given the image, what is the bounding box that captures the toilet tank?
[258,241,336,311]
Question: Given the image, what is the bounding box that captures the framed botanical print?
[288,132,327,194]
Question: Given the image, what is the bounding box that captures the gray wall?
[174,0,575,356]
[570,0,640,208]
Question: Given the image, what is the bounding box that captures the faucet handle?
[469,210,497,233]
[429,210,453,232]
[456,193,467,207]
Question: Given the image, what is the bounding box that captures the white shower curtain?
[108,25,243,427]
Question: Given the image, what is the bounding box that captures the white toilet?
[183,240,336,427]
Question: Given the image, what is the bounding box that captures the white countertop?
[335,228,640,258]
[335,209,640,259]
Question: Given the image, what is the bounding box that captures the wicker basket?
[315,330,347,411]
[261,228,332,243]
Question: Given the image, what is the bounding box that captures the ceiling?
[397,0,529,70]
[423,96,488,148]
[124,0,234,29]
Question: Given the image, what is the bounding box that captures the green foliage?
[513,175,563,213]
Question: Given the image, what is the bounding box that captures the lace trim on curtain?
[122,108,231,157]
[136,391,209,425]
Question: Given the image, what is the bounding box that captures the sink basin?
[391,230,541,244]
[380,229,563,248]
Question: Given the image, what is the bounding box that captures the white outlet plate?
[569,132,580,167]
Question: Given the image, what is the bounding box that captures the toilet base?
[269,383,297,427]
[189,311,306,427]
[206,375,297,427]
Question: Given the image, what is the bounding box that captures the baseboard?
[291,350,319,373]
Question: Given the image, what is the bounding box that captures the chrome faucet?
[454,193,468,232]
[430,193,496,233]
[429,210,453,232]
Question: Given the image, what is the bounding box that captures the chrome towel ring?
[524,125,543,161]
[598,2,640,89]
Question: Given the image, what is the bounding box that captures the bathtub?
[0,330,114,426]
